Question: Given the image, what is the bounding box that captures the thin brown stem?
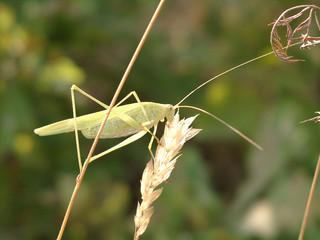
[56,1,166,239]
[298,154,320,240]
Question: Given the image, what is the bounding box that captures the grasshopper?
[34,71,262,172]
[33,0,266,173]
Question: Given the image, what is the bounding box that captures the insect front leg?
[116,91,161,145]
[147,124,158,160]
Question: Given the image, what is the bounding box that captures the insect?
[34,75,262,171]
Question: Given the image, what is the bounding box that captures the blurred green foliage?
[1,0,320,239]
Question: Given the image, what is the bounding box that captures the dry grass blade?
[133,114,201,240]
[270,5,320,62]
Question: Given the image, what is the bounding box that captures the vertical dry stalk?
[299,115,320,240]
[56,1,167,239]
[269,5,320,62]
[133,114,201,240]
[298,155,320,240]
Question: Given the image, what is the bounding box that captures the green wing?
[34,102,170,138]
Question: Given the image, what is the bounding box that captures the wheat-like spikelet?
[133,114,201,240]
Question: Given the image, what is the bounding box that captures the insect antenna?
[176,105,263,150]
[175,52,273,107]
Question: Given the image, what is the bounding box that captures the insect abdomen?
[81,102,171,139]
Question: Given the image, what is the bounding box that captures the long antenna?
[176,40,306,107]
[177,105,263,150]
[175,52,273,107]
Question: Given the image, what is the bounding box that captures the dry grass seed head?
[134,114,201,240]
[270,5,320,62]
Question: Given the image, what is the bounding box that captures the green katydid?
[34,54,266,171]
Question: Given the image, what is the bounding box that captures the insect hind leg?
[89,131,148,163]
[71,86,160,166]
[115,91,149,121]
[88,125,159,163]
[71,84,110,172]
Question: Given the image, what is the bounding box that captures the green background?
[1,0,320,239]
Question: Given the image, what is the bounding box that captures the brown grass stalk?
[133,114,201,240]
[298,114,320,240]
[298,155,320,240]
[56,1,167,239]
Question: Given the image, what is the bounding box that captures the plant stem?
[298,154,320,240]
[56,1,166,239]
